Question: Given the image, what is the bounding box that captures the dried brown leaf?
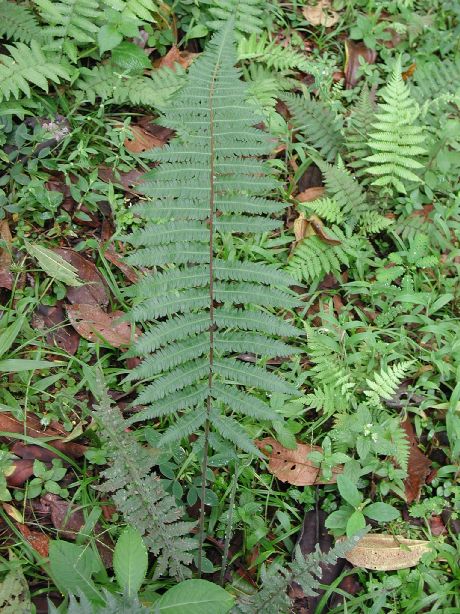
[343,534,430,570]
[17,523,50,558]
[256,437,341,486]
[402,419,431,504]
[344,40,377,89]
[32,302,80,355]
[296,187,325,203]
[155,46,199,71]
[303,0,339,27]
[52,248,109,307]
[66,304,138,347]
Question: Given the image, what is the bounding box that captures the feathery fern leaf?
[0,0,42,42]
[364,360,413,404]
[284,92,343,161]
[103,0,164,22]
[234,532,365,613]
[124,20,301,456]
[203,0,264,34]
[316,159,368,222]
[34,0,102,61]
[0,41,70,102]
[238,33,318,74]
[364,58,426,195]
[91,370,196,580]
[344,84,375,177]
[411,56,460,104]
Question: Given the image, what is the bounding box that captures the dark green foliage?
[124,20,301,454]
[91,372,196,580]
[0,1,42,42]
[233,532,364,613]
[284,92,343,161]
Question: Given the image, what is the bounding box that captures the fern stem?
[198,38,222,576]
[219,458,239,586]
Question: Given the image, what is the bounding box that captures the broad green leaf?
[98,24,123,54]
[0,316,25,359]
[24,242,82,287]
[365,502,400,522]
[112,42,151,72]
[48,541,103,603]
[337,474,362,509]
[114,526,148,596]
[346,510,366,537]
[0,359,60,372]
[154,579,234,614]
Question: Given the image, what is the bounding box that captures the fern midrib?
[103,405,186,580]
[198,31,228,575]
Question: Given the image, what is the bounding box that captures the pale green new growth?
[0,41,70,102]
[124,21,301,455]
[365,59,426,194]
[91,372,196,580]
[204,0,264,33]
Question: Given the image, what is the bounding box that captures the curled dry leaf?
[303,0,340,27]
[0,219,13,269]
[309,215,342,245]
[6,459,34,487]
[52,248,109,307]
[123,121,174,153]
[343,534,430,570]
[155,46,199,71]
[296,186,325,203]
[256,437,342,486]
[344,40,377,89]
[66,304,138,348]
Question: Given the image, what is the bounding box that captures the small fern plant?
[91,369,196,580]
[122,19,302,565]
[364,58,426,195]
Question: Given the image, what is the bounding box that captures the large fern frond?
[91,371,195,580]
[124,21,301,454]
[0,41,70,102]
[0,0,42,42]
[344,85,375,177]
[364,59,426,195]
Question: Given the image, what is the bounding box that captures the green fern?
[233,532,365,613]
[283,92,343,161]
[286,226,367,284]
[364,58,426,195]
[411,56,460,104]
[364,360,413,404]
[344,85,375,178]
[0,41,70,102]
[316,159,368,223]
[238,33,318,73]
[76,64,184,107]
[300,197,344,224]
[204,0,264,34]
[34,0,102,62]
[103,0,164,22]
[91,370,196,580]
[124,21,301,460]
[0,0,42,42]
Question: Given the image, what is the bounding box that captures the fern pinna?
[123,19,302,558]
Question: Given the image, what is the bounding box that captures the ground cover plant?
[0,0,459,612]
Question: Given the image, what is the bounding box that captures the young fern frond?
[364,360,413,405]
[0,41,70,102]
[91,371,196,580]
[34,0,102,61]
[364,59,426,195]
[286,226,366,284]
[103,0,164,22]
[300,197,344,224]
[238,33,319,73]
[233,532,365,613]
[0,0,42,42]
[284,92,343,161]
[124,21,301,455]
[410,56,460,104]
[315,159,368,223]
